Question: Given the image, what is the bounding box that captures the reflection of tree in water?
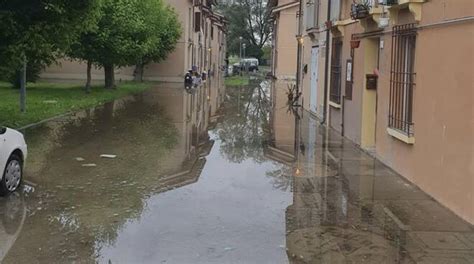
[265,164,293,192]
[6,94,180,263]
[217,80,295,191]
[217,81,271,163]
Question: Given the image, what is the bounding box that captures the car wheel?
[0,154,22,196]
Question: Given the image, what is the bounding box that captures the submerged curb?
[17,112,73,131]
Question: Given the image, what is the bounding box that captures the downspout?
[295,0,304,106]
[321,0,332,124]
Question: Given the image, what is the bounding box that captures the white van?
[241,58,259,72]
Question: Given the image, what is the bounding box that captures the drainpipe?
[295,0,303,106]
[321,0,332,124]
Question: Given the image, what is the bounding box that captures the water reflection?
[1,82,224,263]
[0,78,472,263]
[217,81,271,164]
[0,194,26,260]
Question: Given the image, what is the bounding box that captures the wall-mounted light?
[297,36,304,44]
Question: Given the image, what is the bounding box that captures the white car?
[0,127,27,196]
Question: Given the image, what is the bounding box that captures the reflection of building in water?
[142,83,215,188]
[265,80,296,165]
[208,74,226,130]
[276,111,406,263]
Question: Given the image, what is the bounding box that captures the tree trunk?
[85,60,92,93]
[134,63,144,82]
[104,63,116,89]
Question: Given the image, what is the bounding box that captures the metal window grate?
[330,39,343,104]
[389,23,417,136]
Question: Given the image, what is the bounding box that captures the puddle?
[0,80,472,263]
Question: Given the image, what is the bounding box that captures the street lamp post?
[239,36,243,75]
[243,43,246,74]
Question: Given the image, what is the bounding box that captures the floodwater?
[0,79,473,264]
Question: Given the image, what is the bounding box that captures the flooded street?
[1,79,473,263]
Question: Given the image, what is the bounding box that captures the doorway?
[360,37,380,150]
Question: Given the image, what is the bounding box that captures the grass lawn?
[0,81,152,128]
[225,75,250,86]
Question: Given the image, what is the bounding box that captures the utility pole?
[20,57,27,113]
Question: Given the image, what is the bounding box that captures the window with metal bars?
[389,24,417,136]
[330,38,343,104]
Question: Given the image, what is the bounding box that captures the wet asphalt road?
[0,79,473,264]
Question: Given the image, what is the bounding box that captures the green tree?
[0,0,100,85]
[262,45,272,65]
[69,0,181,90]
[134,4,181,82]
[218,0,272,60]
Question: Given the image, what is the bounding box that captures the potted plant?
[351,0,371,20]
[350,39,361,49]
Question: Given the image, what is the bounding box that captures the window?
[389,24,416,136]
[330,38,343,104]
[330,0,341,21]
[194,12,201,32]
[189,8,193,40]
[305,0,319,29]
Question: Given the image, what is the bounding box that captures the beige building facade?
[280,0,474,224]
[300,0,334,120]
[270,0,299,80]
[42,0,227,85]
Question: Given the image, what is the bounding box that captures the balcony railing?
[382,0,398,5]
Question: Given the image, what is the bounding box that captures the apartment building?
[288,0,473,224]
[41,0,227,84]
[300,0,333,119]
[270,0,300,80]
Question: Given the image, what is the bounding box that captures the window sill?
[331,19,358,36]
[306,26,320,34]
[398,0,427,5]
[334,19,357,26]
[329,101,342,109]
[387,127,415,145]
